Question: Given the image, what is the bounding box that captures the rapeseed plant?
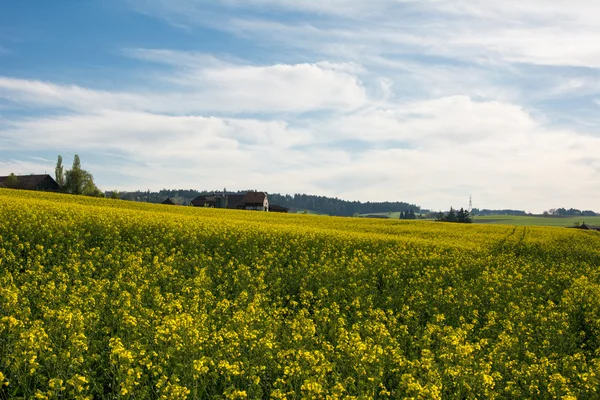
[1,188,600,398]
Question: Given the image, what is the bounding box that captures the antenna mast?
[468,195,473,213]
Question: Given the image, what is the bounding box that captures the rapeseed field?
[1,189,600,399]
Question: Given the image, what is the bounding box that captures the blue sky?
[1,0,600,212]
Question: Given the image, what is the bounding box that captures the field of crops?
[1,189,600,399]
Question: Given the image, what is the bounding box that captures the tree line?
[116,189,421,217]
[472,208,527,216]
[472,208,598,217]
[544,208,597,217]
[268,193,420,217]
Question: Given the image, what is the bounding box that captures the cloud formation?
[2,67,599,211]
[133,0,600,67]
[0,56,366,115]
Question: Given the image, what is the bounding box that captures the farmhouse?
[191,191,269,211]
[0,174,60,192]
[190,194,227,208]
[242,191,269,211]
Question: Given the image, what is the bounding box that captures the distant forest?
[472,208,598,217]
[472,209,527,216]
[115,189,420,217]
[268,193,420,216]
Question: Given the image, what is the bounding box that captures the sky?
[1,0,599,212]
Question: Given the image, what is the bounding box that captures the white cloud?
[0,77,149,112]
[311,96,536,147]
[179,62,366,113]
[0,110,311,157]
[0,56,366,114]
[134,0,600,69]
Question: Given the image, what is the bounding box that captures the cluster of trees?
[116,189,421,217]
[436,207,472,223]
[472,209,527,216]
[470,207,597,218]
[399,210,417,219]
[268,193,420,217]
[55,155,103,197]
[117,189,200,205]
[543,208,597,217]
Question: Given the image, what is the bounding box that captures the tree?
[65,155,84,194]
[457,207,472,223]
[110,190,120,200]
[82,171,104,197]
[409,210,417,220]
[55,155,65,188]
[64,155,102,196]
[5,173,18,188]
[399,211,405,219]
[446,207,458,222]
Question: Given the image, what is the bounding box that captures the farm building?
[191,194,225,208]
[161,197,176,205]
[241,191,269,211]
[0,174,60,192]
[569,223,600,231]
[191,191,269,211]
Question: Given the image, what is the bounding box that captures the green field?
[361,213,600,228]
[474,215,600,227]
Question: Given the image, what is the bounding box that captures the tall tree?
[65,155,84,195]
[55,155,65,187]
[446,207,458,222]
[73,154,81,170]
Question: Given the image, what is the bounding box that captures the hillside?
[1,188,600,398]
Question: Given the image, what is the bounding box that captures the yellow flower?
[0,372,8,387]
